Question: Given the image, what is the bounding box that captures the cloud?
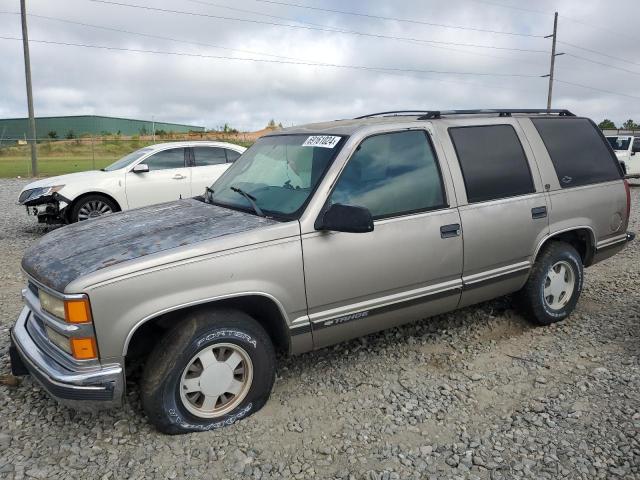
[1,0,639,130]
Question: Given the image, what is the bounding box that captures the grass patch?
[0,138,254,178]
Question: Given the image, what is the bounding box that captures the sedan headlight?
[39,290,93,324]
[19,185,65,204]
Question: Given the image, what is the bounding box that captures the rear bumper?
[10,306,124,410]
[592,231,635,265]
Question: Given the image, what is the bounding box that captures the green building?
[0,115,205,140]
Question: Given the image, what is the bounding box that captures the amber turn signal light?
[70,337,98,360]
[64,298,92,324]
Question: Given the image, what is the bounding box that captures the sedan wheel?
[77,200,113,221]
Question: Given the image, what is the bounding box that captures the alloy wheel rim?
[179,342,253,418]
[543,260,575,310]
[77,200,113,221]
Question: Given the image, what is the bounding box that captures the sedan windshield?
[103,147,154,171]
[210,134,344,219]
[606,136,631,151]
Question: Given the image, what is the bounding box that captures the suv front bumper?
[10,306,124,410]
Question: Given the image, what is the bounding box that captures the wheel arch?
[533,226,596,266]
[65,191,122,220]
[124,293,292,362]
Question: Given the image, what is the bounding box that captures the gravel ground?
[0,178,639,480]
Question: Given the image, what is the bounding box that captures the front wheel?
[517,241,584,325]
[141,309,276,434]
[70,194,118,222]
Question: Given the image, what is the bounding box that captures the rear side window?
[449,125,535,203]
[193,147,227,166]
[634,138,640,153]
[531,118,621,188]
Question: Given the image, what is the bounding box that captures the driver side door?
[301,129,463,349]
[125,147,192,209]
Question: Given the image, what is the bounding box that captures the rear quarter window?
[531,118,621,188]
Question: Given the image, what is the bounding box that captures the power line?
[0,35,542,78]
[180,0,545,65]
[564,53,640,77]
[85,0,549,53]
[558,41,640,68]
[465,0,640,44]
[555,79,640,101]
[252,0,544,37]
[0,11,305,62]
[0,9,546,69]
[461,0,549,16]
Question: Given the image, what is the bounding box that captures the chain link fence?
[0,133,257,178]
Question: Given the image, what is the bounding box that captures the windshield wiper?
[230,186,264,217]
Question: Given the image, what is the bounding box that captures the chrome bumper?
[10,306,124,410]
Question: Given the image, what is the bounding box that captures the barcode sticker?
[302,135,341,148]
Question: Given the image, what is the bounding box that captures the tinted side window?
[634,138,640,152]
[531,118,621,187]
[143,148,185,171]
[193,147,227,166]
[225,149,242,163]
[449,125,535,203]
[329,130,446,219]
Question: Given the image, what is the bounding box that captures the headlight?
[19,185,65,204]
[39,290,93,324]
[39,290,65,319]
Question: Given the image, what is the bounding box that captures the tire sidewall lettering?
[163,328,259,432]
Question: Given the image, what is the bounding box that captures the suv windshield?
[606,136,631,151]
[103,147,154,171]
[210,134,344,219]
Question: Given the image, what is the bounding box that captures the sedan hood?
[22,199,278,292]
[22,170,108,190]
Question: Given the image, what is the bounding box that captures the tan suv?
[10,109,634,434]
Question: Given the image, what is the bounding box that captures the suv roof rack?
[354,109,575,120]
[354,110,433,119]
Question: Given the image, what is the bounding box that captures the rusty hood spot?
[22,199,277,292]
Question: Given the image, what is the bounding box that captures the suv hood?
[22,199,278,292]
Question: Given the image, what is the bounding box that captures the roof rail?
[417,109,575,120]
[353,109,575,120]
[354,110,432,119]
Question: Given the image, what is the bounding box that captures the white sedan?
[18,141,245,223]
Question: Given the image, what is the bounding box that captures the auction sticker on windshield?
[302,136,341,148]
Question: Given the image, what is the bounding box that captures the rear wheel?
[141,309,276,434]
[70,194,118,222]
[518,241,583,325]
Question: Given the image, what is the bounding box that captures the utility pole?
[543,12,564,110]
[20,0,38,176]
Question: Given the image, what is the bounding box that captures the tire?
[140,308,276,434]
[70,194,118,222]
[517,241,584,326]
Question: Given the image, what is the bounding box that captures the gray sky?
[1,0,639,130]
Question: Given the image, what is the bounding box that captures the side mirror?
[315,203,374,233]
[132,164,149,173]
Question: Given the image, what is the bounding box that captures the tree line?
[598,119,639,130]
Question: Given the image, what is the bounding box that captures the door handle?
[531,206,547,219]
[172,174,186,180]
[440,223,461,238]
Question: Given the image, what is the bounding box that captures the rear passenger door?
[190,146,233,196]
[302,129,463,349]
[442,121,550,307]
